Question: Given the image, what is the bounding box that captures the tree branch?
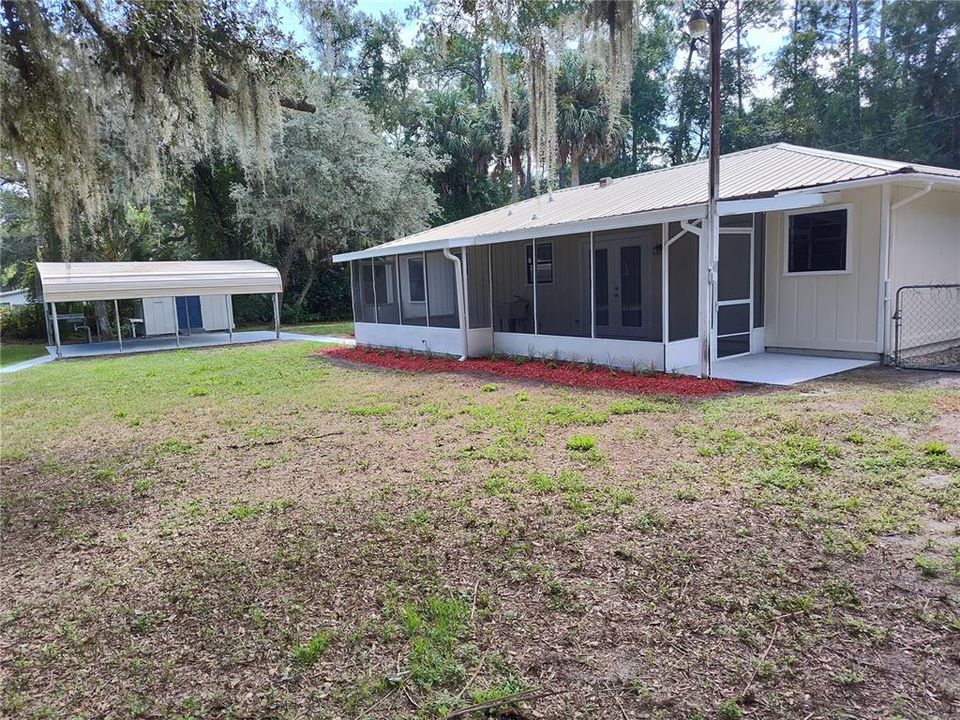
[72,0,315,113]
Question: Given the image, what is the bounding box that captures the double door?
[593,236,654,339]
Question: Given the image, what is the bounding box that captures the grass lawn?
[240,319,354,336]
[2,342,959,719]
[0,342,48,368]
[287,319,354,336]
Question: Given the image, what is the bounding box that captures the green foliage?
[565,435,597,452]
[0,305,46,341]
[291,630,335,667]
[398,595,470,689]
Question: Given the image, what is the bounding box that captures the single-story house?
[332,143,960,379]
[0,288,31,307]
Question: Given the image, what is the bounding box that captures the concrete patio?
[683,352,876,386]
[0,330,355,374]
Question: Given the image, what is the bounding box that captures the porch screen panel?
[354,259,377,323]
[667,222,698,341]
[373,257,400,324]
[398,253,428,326]
[467,246,491,329]
[426,250,459,328]
[536,233,590,337]
[491,241,533,333]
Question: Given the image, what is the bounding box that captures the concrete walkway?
[0,331,355,374]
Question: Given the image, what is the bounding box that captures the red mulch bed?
[321,346,737,397]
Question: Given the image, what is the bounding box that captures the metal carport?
[36,260,283,358]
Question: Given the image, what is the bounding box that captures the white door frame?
[594,234,655,339]
[713,227,754,362]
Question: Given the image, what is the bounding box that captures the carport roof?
[37,260,282,303]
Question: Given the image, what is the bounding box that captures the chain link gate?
[894,284,960,371]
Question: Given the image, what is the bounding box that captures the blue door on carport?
[175,296,203,332]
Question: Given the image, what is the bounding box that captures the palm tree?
[556,51,616,187]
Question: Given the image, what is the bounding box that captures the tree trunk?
[296,266,316,307]
[278,240,300,291]
[736,0,744,115]
[570,151,581,187]
[92,299,111,339]
[850,0,860,126]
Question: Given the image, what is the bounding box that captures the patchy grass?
[2,344,959,719]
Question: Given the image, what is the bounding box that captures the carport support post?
[114,299,123,353]
[50,302,62,358]
[273,293,281,339]
[172,298,181,348]
[225,294,233,342]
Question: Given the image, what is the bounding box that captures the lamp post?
[688,3,722,378]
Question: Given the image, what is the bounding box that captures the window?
[407,257,426,302]
[787,209,848,273]
[526,241,553,284]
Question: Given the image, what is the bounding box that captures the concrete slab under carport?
[0,330,354,374]
[681,352,876,386]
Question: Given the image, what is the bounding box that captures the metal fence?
[894,284,960,371]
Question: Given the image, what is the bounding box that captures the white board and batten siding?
[888,188,960,354]
[763,186,883,356]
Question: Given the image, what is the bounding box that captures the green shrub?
[0,304,46,340]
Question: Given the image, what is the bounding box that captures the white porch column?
[273,293,281,339]
[697,215,714,378]
[172,297,181,348]
[225,294,233,342]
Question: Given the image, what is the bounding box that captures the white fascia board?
[333,205,708,262]
[718,193,826,215]
[777,173,960,197]
[469,205,706,246]
[332,236,471,263]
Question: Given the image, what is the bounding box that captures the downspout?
[443,248,468,361]
[882,182,932,362]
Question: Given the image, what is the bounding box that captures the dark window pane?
[717,333,750,358]
[407,258,425,302]
[594,248,609,327]
[788,210,847,273]
[620,245,642,327]
[526,242,553,284]
[717,233,751,301]
[717,303,750,335]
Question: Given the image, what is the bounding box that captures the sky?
[280,0,791,100]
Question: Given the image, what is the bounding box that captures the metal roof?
[334,143,960,262]
[37,260,282,302]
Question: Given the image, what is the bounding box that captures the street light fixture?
[686,8,710,38]
[688,3,723,378]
